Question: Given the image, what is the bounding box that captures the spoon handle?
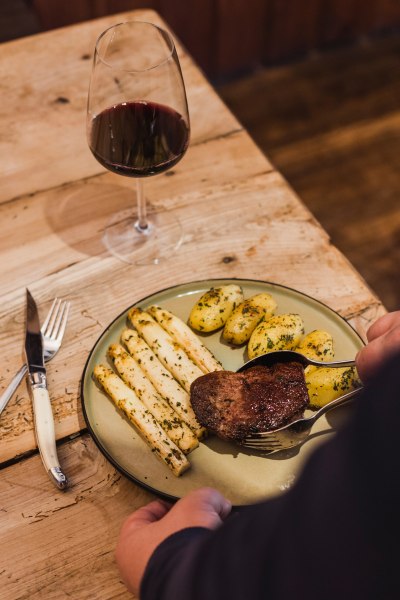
[309,358,356,368]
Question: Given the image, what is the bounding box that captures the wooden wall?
[31,0,400,77]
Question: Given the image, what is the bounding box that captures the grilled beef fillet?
[190,362,309,443]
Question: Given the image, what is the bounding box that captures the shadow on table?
[44,179,136,257]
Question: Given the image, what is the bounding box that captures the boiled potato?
[188,284,244,333]
[222,293,277,345]
[306,366,360,408]
[247,313,304,359]
[296,330,334,375]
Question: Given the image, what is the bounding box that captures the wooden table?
[0,10,385,599]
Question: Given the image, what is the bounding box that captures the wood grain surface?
[0,9,385,599]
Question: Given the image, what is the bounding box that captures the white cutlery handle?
[0,364,28,415]
[31,386,68,490]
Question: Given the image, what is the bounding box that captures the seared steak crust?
[190,363,309,443]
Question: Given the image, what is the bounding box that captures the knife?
[25,289,68,490]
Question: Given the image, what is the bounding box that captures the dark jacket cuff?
[140,527,210,599]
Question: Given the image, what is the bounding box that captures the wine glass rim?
[94,20,176,73]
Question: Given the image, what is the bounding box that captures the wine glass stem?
[135,179,148,232]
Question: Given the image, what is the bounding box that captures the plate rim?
[80,277,364,501]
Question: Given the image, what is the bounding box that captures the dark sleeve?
[141,354,400,600]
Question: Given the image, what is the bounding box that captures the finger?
[355,342,379,382]
[123,500,172,529]
[175,487,232,527]
[196,487,232,520]
[356,325,400,382]
[366,311,400,342]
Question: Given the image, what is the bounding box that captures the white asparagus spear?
[121,328,206,438]
[147,305,223,374]
[128,308,203,393]
[108,344,198,454]
[93,365,190,476]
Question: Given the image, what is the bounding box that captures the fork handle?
[313,386,363,422]
[0,363,28,415]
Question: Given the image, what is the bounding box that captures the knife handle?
[31,386,68,490]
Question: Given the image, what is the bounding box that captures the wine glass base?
[103,208,183,265]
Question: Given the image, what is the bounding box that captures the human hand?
[356,311,400,382]
[115,487,232,597]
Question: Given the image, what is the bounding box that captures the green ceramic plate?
[81,278,363,505]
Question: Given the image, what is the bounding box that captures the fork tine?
[43,298,62,337]
[248,446,284,453]
[50,300,67,340]
[41,298,70,342]
[243,436,283,450]
[245,439,281,448]
[245,434,279,443]
[54,301,70,342]
[244,443,283,452]
[41,298,58,334]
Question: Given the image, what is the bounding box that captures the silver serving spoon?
[237,350,356,373]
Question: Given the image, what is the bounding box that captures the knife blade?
[25,289,68,490]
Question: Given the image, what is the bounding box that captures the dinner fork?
[242,386,363,452]
[0,298,70,415]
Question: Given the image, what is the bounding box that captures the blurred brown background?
[2,0,400,310]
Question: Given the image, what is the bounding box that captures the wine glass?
[87,20,190,264]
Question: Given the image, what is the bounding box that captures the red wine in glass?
[90,101,189,177]
[87,21,190,264]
